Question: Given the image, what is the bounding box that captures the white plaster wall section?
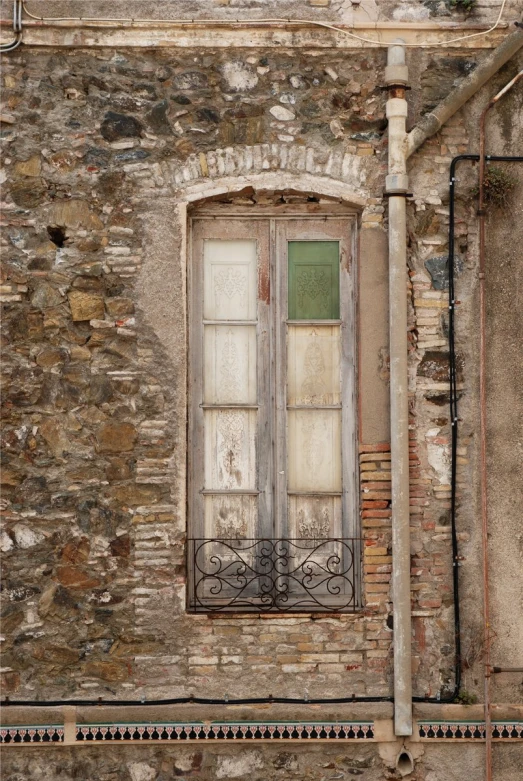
[333,0,379,24]
[392,4,431,23]
[136,159,370,483]
[137,200,187,539]
[128,763,157,781]
[135,149,374,407]
[220,61,259,92]
[425,427,451,485]
[216,752,264,780]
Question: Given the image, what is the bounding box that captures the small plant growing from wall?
[473,165,518,209]
[456,689,479,705]
[447,0,477,12]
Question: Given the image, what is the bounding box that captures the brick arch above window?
[155,144,374,206]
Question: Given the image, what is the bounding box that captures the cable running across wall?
[0,0,22,52]
[18,0,509,49]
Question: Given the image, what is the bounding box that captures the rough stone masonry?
[1,6,523,778]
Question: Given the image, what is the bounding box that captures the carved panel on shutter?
[287,410,342,493]
[204,326,257,404]
[205,495,257,539]
[204,409,257,491]
[287,325,341,406]
[288,241,340,320]
[288,495,342,539]
[203,240,257,321]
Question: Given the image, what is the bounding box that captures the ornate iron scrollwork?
[188,538,358,613]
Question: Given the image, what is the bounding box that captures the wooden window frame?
[187,203,360,612]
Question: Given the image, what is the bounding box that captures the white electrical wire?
[0,0,22,51]
[20,0,510,48]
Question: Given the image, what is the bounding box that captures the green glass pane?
[288,241,340,320]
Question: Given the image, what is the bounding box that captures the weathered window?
[188,206,359,612]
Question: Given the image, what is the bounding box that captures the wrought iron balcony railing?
[187,538,360,613]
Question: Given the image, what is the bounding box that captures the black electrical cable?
[413,153,523,705]
[2,695,393,707]
[3,154,522,713]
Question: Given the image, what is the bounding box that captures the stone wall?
[0,45,393,702]
[2,734,523,781]
[2,0,522,24]
[1,31,522,721]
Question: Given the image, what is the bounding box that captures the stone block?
[106,297,135,316]
[31,282,63,310]
[39,417,69,458]
[14,155,41,177]
[32,644,81,666]
[101,111,144,141]
[83,661,130,682]
[56,566,101,589]
[95,422,137,453]
[36,347,69,368]
[61,537,90,564]
[0,671,20,693]
[10,179,47,208]
[110,534,131,557]
[49,199,103,230]
[68,290,105,321]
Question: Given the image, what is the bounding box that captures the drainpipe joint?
[385,174,409,194]
[385,63,409,86]
[386,99,409,119]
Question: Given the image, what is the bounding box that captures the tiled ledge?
[1,721,374,745]
[417,721,523,740]
[1,720,522,746]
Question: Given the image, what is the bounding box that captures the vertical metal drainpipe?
[385,40,412,737]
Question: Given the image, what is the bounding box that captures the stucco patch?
[216,752,263,779]
[221,61,259,92]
